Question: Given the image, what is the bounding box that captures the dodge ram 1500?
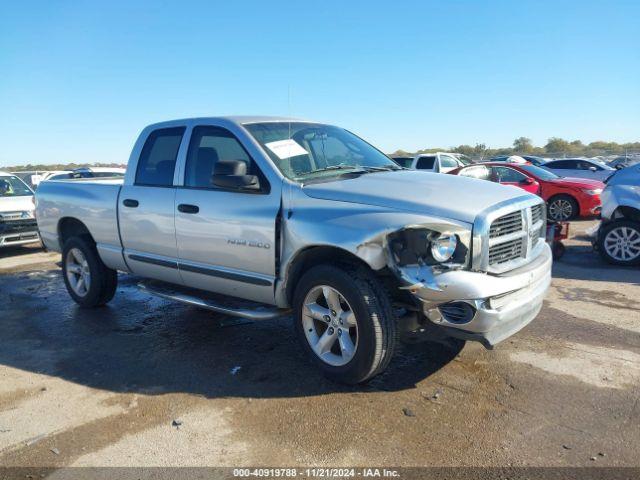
[35,117,552,384]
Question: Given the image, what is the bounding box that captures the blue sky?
[1,0,638,166]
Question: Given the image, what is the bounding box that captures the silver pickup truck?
[36,116,552,384]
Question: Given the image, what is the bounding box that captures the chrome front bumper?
[406,243,552,348]
[0,231,40,247]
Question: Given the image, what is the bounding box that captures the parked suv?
[596,165,640,266]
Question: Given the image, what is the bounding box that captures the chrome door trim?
[128,253,177,269]
[178,262,273,287]
[128,253,273,286]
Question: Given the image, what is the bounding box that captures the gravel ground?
[0,221,638,469]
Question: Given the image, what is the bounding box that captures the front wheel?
[598,220,640,266]
[62,236,118,307]
[547,195,578,221]
[293,264,397,384]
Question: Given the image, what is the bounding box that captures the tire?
[293,264,398,385]
[547,195,578,221]
[598,220,640,266]
[62,236,118,307]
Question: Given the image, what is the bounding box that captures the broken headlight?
[388,228,468,267]
[431,232,457,262]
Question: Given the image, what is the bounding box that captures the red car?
[449,162,604,221]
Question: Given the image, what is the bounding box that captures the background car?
[391,156,414,168]
[449,162,604,221]
[488,155,547,166]
[410,152,464,173]
[543,158,615,182]
[596,164,640,266]
[0,171,40,247]
[607,155,640,170]
[34,167,126,187]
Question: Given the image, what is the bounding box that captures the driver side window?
[184,126,254,188]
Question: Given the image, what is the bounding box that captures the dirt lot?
[0,220,638,469]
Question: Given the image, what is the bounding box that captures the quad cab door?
[492,166,540,195]
[174,125,281,304]
[118,126,186,284]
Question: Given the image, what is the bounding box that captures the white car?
[543,158,615,182]
[72,167,126,178]
[35,167,126,186]
[410,152,464,173]
[0,171,40,247]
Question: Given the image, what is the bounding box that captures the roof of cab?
[144,116,319,130]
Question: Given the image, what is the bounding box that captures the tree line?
[390,137,640,160]
[3,137,640,171]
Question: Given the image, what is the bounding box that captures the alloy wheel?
[548,199,574,221]
[604,226,640,262]
[66,247,91,297]
[302,285,358,367]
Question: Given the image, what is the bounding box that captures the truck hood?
[0,195,35,215]
[301,170,531,223]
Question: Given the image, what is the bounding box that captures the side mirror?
[212,160,260,191]
[589,166,597,172]
[615,164,625,170]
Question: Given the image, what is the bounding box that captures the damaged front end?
[370,219,551,349]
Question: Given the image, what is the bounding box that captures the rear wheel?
[547,195,578,221]
[598,220,640,266]
[293,264,397,384]
[62,237,118,307]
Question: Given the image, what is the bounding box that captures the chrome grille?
[531,204,544,225]
[473,198,547,274]
[489,238,523,265]
[489,211,522,238]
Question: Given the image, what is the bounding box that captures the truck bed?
[36,179,123,262]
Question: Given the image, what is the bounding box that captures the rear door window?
[548,160,577,170]
[493,166,527,183]
[135,127,185,186]
[415,156,436,169]
[459,166,490,180]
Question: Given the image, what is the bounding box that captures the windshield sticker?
[265,139,308,160]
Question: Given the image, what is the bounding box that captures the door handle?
[123,199,139,208]
[177,204,199,214]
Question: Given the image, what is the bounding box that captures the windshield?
[244,122,400,181]
[520,165,559,181]
[0,175,33,197]
[457,155,472,165]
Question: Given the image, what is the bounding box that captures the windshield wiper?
[358,165,404,172]
[301,165,362,175]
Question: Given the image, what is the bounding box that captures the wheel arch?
[58,217,96,248]
[612,205,640,222]
[284,245,373,306]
